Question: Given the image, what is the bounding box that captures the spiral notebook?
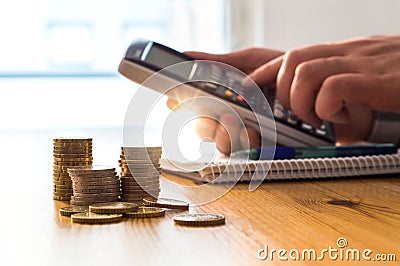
[161,153,400,183]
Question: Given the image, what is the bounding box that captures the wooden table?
[1,129,399,266]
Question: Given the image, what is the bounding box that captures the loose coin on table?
[173,213,225,227]
[143,197,189,210]
[125,206,165,218]
[71,212,123,224]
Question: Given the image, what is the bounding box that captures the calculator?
[118,39,336,146]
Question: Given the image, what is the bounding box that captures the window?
[0,0,265,130]
[0,0,227,76]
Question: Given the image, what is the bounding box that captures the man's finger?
[290,56,358,127]
[243,55,283,87]
[277,43,344,108]
[239,127,261,150]
[166,98,178,110]
[316,73,400,124]
[214,113,242,154]
[195,117,218,140]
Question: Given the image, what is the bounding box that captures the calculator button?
[301,123,313,131]
[287,111,299,125]
[205,83,218,90]
[225,71,243,82]
[236,95,245,102]
[224,89,233,98]
[316,129,326,136]
[273,108,285,119]
[273,100,284,111]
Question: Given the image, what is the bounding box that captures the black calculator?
[119,39,335,146]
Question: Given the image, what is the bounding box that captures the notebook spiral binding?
[201,154,400,183]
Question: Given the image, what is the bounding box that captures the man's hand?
[246,35,400,144]
[166,48,283,154]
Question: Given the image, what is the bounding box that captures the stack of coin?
[53,137,93,201]
[119,146,162,203]
[67,166,120,206]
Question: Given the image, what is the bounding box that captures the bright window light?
[0,0,226,75]
[0,0,227,130]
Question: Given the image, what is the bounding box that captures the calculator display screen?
[144,45,193,79]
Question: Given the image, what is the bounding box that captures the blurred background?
[0,0,399,141]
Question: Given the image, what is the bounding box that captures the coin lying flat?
[89,202,139,214]
[173,213,225,226]
[125,206,165,218]
[59,206,89,217]
[71,212,123,224]
[143,198,189,210]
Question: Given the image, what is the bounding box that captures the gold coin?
[59,206,89,217]
[67,166,115,174]
[53,171,71,177]
[124,206,165,218]
[54,187,73,193]
[70,199,119,207]
[54,184,72,189]
[53,165,78,171]
[53,195,71,201]
[71,193,119,199]
[121,196,154,202]
[89,202,139,214]
[143,198,189,210]
[53,145,92,149]
[53,179,72,185]
[53,179,72,184]
[173,213,225,226]
[53,157,93,162]
[54,162,92,167]
[53,191,73,197]
[53,143,92,149]
[120,159,160,164]
[53,154,92,158]
[53,149,93,154]
[121,183,160,189]
[69,173,118,179]
[120,177,159,183]
[73,182,120,189]
[71,212,123,224]
[120,154,160,162]
[73,188,121,195]
[120,169,161,175]
[53,137,92,142]
[70,198,119,206]
[53,173,71,179]
[121,146,161,152]
[119,172,160,178]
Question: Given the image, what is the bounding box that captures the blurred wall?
[262,0,400,50]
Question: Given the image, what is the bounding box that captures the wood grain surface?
[0,129,398,266]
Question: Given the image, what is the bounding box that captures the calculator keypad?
[192,64,333,142]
